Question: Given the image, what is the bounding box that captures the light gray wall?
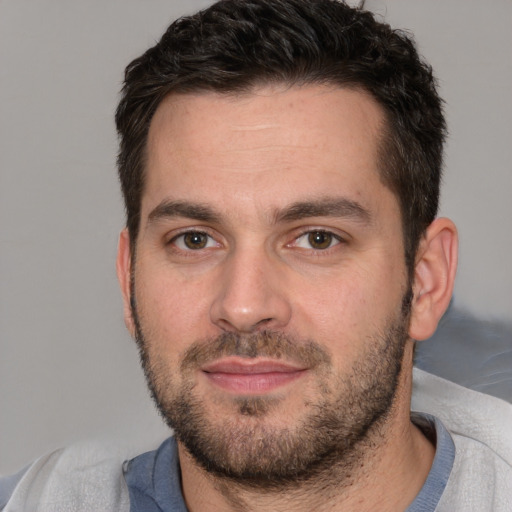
[1,0,511,475]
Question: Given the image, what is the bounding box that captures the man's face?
[124,85,412,482]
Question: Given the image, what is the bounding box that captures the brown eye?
[170,231,219,252]
[307,231,334,249]
[183,232,208,249]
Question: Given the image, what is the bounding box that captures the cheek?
[134,265,214,353]
[290,260,404,341]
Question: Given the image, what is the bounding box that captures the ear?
[409,218,458,341]
[116,228,136,337]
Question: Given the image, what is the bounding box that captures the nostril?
[251,317,274,331]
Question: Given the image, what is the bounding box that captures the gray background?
[1,0,511,475]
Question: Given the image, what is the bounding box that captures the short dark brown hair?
[115,0,446,272]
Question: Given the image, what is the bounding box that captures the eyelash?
[168,230,219,251]
[167,228,345,254]
[291,229,344,251]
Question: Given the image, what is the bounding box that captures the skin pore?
[117,85,457,511]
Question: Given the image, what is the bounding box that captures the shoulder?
[412,368,512,510]
[0,441,131,512]
[437,433,512,511]
[412,368,512,464]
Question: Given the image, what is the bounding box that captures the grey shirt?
[2,369,511,511]
[122,413,455,512]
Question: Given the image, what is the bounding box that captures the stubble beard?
[132,299,410,491]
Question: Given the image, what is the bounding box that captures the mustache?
[180,330,332,372]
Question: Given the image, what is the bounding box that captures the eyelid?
[166,227,222,250]
[295,230,341,250]
[287,227,349,247]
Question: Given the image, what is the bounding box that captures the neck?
[179,347,434,512]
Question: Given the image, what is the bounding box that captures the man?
[1,0,511,510]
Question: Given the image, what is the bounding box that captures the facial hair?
[132,298,411,490]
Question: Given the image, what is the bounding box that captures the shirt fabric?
[1,368,511,511]
[123,412,456,512]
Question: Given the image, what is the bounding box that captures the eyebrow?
[146,196,371,227]
[148,200,221,224]
[275,197,372,224]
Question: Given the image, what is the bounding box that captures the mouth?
[201,357,308,394]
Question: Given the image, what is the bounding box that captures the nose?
[210,247,292,333]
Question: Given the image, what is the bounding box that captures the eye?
[294,230,341,250]
[171,231,218,250]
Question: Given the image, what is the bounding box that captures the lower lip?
[203,370,306,394]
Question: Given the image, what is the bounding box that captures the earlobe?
[409,218,458,341]
[116,228,136,337]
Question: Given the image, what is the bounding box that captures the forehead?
[143,85,394,221]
